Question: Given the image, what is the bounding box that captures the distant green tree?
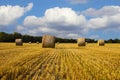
[86,38,96,43]
[114,38,120,43]
[108,39,113,43]
[22,35,34,42]
[0,32,8,42]
[6,34,14,42]
[13,32,22,39]
[0,32,120,43]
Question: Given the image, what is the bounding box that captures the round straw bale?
[29,42,31,44]
[98,39,105,46]
[42,35,55,48]
[77,38,86,46]
[36,42,39,44]
[15,39,23,46]
[56,42,60,44]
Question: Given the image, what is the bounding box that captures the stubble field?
[0,43,120,80]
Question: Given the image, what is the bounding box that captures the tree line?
[0,32,120,43]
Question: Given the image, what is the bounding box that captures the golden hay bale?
[98,39,105,46]
[29,42,31,44]
[15,39,23,46]
[42,35,55,48]
[36,42,39,44]
[77,38,86,46]
[57,42,59,44]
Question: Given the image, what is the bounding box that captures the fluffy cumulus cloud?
[82,6,120,17]
[0,3,33,26]
[17,5,120,39]
[24,7,87,27]
[66,0,88,4]
[87,16,108,29]
[85,6,120,29]
[16,25,24,31]
[0,2,119,39]
[23,7,87,38]
[90,14,120,29]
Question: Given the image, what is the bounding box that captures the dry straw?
[42,35,55,48]
[77,38,86,46]
[15,39,23,46]
[98,39,105,46]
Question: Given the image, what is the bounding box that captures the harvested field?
[0,43,120,80]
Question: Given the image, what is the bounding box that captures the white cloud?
[25,3,33,11]
[82,6,120,17]
[24,7,87,27]
[39,27,57,33]
[87,13,120,29]
[67,33,79,38]
[81,6,120,29]
[44,7,86,26]
[23,7,87,38]
[22,6,120,38]
[87,16,108,29]
[16,25,24,31]
[66,0,88,4]
[0,3,33,26]
[24,16,45,26]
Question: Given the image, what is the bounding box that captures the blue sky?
[0,0,120,40]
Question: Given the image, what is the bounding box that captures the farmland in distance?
[0,43,120,80]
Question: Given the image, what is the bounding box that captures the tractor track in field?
[16,50,54,80]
